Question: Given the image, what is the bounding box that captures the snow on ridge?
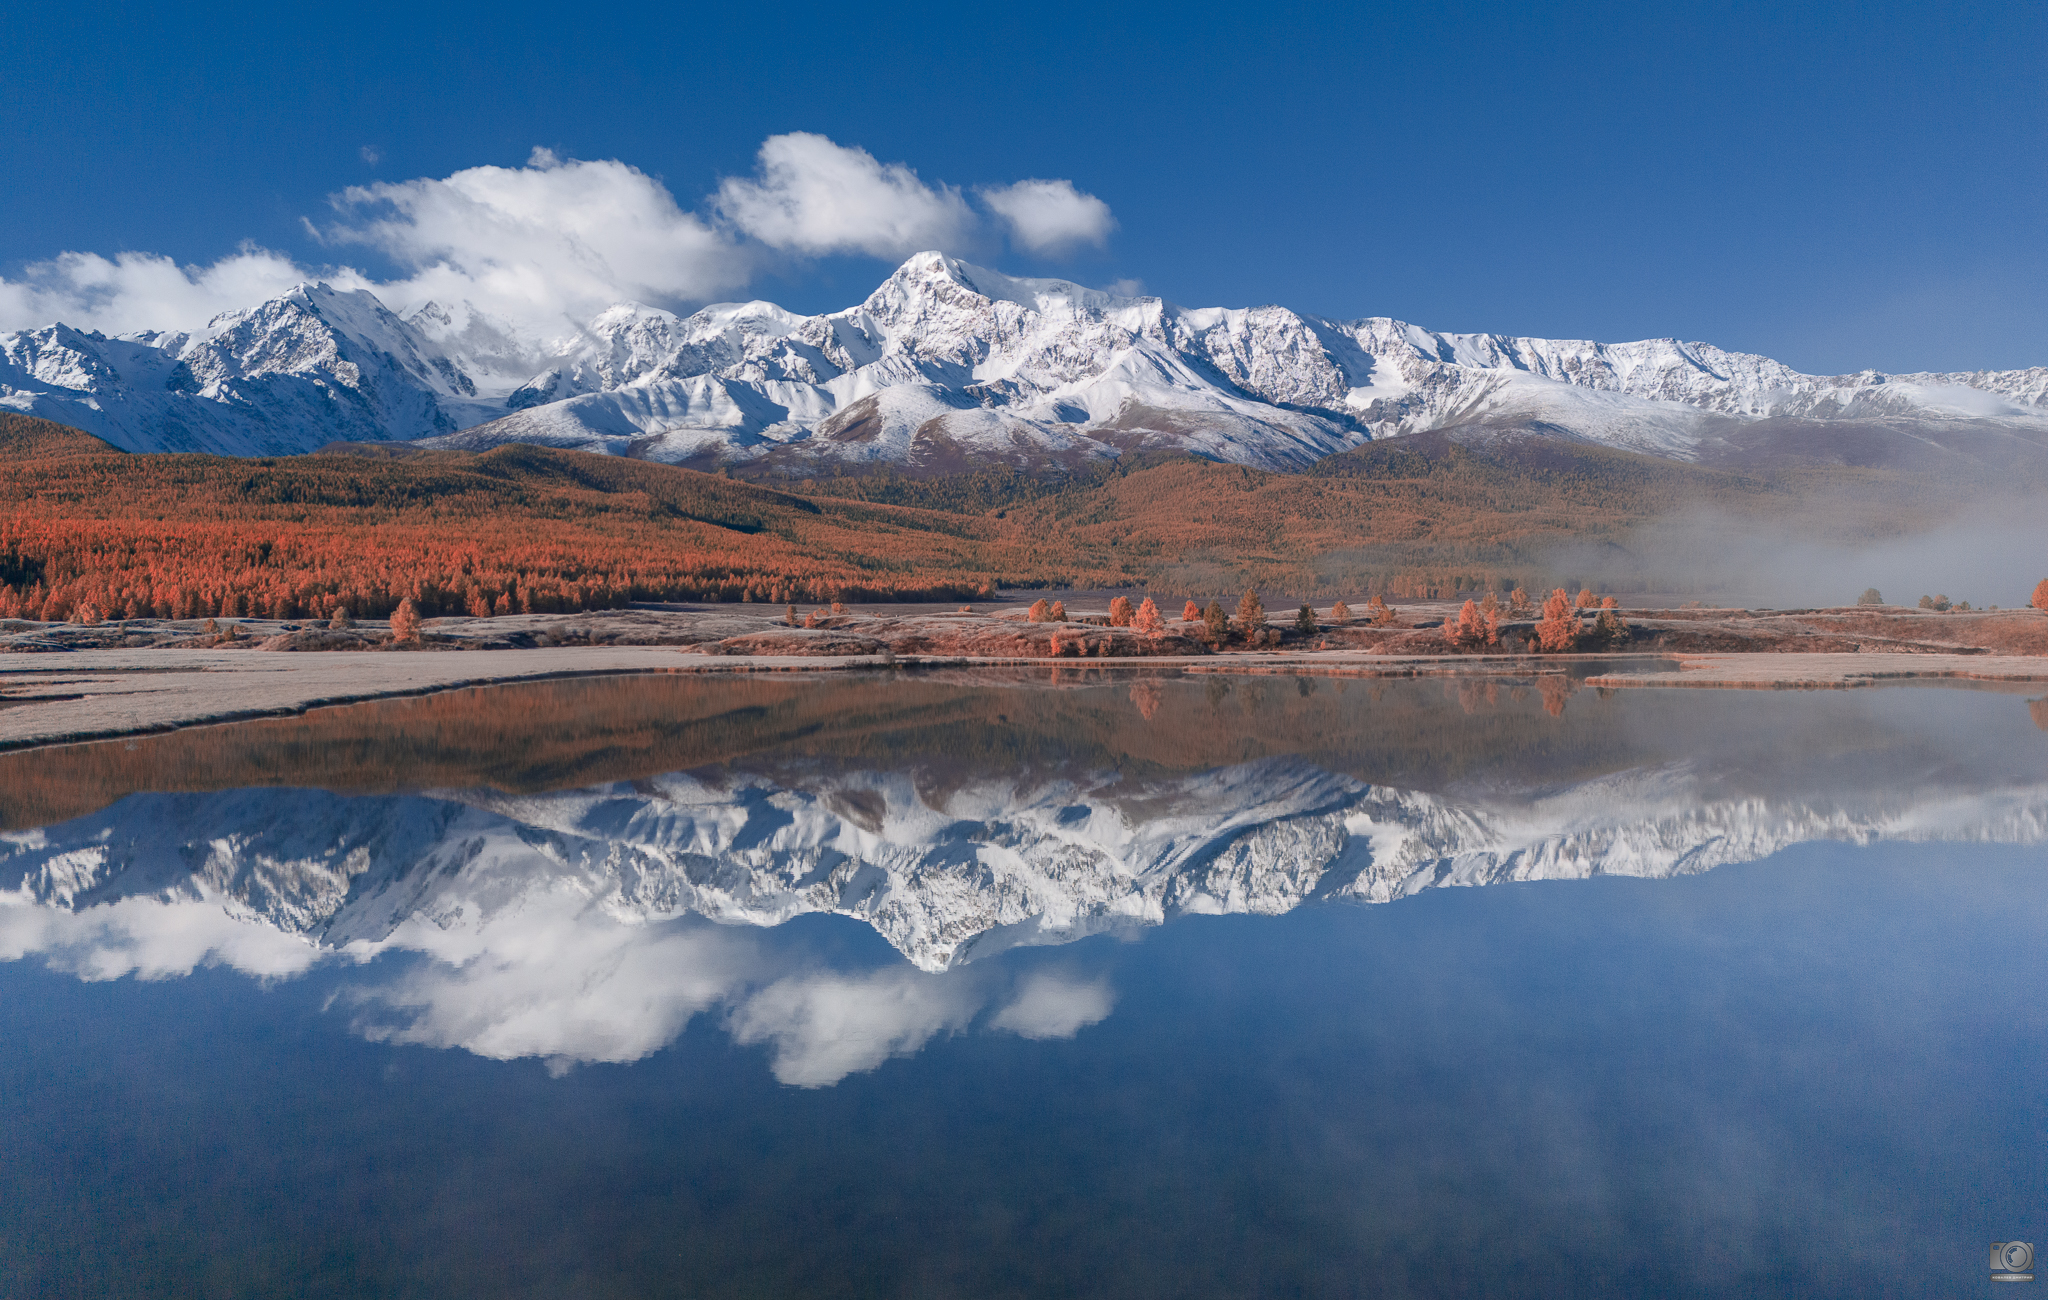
[426,256,2048,470]
[4,253,2047,465]
[0,281,476,455]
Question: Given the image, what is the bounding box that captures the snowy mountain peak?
[875,252,1134,317]
[5,251,2047,469]
[0,280,489,454]
[191,282,477,401]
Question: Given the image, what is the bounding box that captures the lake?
[2,669,2044,1297]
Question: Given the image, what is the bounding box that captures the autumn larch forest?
[0,411,2012,622]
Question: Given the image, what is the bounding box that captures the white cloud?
[979,178,1118,255]
[715,132,977,259]
[0,135,1118,358]
[319,147,754,354]
[988,973,1115,1039]
[359,145,382,165]
[0,246,349,336]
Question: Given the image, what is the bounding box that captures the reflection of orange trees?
[1538,675,1575,717]
[1129,680,1163,720]
[1454,679,1501,714]
[2031,698,2048,731]
[0,671,1668,832]
[1535,589,1580,653]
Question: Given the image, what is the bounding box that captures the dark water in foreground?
[1,671,2044,1298]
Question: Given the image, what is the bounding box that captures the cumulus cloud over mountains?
[321,147,753,335]
[714,132,978,259]
[0,133,1116,353]
[0,245,341,341]
[978,178,1117,254]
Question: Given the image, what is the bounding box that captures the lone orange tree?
[1535,588,1579,652]
[390,597,422,643]
[1235,589,1266,644]
[2034,578,2048,612]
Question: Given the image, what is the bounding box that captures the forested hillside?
[0,413,1970,622]
[0,414,1106,621]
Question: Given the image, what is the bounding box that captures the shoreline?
[3,646,2045,753]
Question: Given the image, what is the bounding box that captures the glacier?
[5,252,2046,470]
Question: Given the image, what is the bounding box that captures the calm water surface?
[1,671,2044,1298]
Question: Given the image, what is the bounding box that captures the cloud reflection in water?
[2,679,2044,1085]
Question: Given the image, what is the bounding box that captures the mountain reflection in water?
[2,671,2045,1083]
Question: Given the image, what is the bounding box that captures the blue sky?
[2,0,2041,373]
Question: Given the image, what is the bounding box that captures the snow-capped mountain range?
[6,251,2047,471]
